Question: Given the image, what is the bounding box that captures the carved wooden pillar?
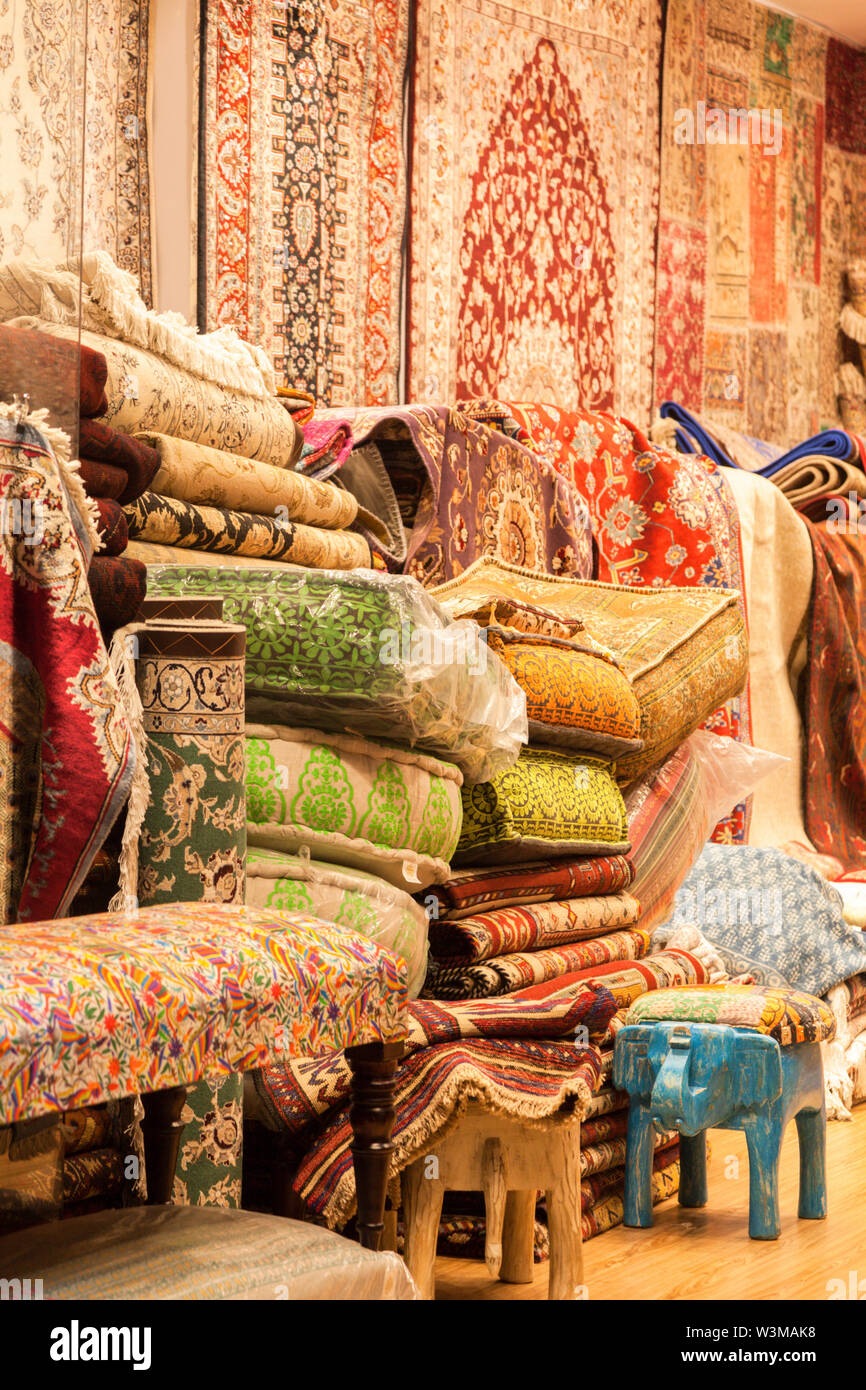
[345,1041,402,1251]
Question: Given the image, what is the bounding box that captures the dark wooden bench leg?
[141,1085,188,1205]
[345,1041,402,1251]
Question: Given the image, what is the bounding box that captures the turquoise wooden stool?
[613,984,835,1240]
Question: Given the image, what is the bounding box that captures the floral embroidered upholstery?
[455,746,630,866]
[245,723,463,890]
[626,984,836,1047]
[0,903,407,1126]
[246,850,430,997]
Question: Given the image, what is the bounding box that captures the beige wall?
[150,0,197,318]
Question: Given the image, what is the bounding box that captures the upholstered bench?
[0,1206,418,1300]
[0,903,407,1254]
[613,984,834,1240]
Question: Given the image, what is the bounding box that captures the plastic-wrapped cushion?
[142,565,527,784]
[245,723,463,891]
[455,747,630,867]
[0,1206,419,1299]
[246,849,430,997]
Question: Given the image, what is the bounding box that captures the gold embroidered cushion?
[433,559,748,784]
[455,746,630,867]
[245,850,430,998]
[484,627,642,757]
[245,724,463,891]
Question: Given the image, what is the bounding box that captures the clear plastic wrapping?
[144,565,528,783]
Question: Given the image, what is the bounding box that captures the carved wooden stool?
[614,984,835,1241]
[401,1104,582,1299]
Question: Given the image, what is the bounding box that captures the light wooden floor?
[435,1106,866,1300]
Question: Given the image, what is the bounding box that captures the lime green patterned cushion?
[0,1206,419,1299]
[246,723,463,891]
[626,984,836,1046]
[455,746,630,866]
[246,850,430,997]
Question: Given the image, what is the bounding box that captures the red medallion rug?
[198,0,411,406]
[0,418,135,923]
[407,0,661,421]
[654,0,866,441]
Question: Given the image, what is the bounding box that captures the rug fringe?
[107,623,151,912]
[316,1066,593,1230]
[837,361,866,400]
[840,302,866,346]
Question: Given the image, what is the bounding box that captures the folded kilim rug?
[424,928,652,1000]
[426,854,634,922]
[428,892,641,964]
[293,1039,604,1228]
[252,982,618,1149]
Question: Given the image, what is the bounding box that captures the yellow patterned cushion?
[485,627,642,756]
[433,559,748,784]
[626,984,836,1046]
[455,746,630,866]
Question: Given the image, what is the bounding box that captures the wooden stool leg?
[623,1102,655,1227]
[402,1158,444,1300]
[544,1127,584,1301]
[500,1190,536,1284]
[346,1041,402,1251]
[743,1110,783,1240]
[382,1207,398,1252]
[795,1105,827,1220]
[481,1137,507,1277]
[141,1085,188,1205]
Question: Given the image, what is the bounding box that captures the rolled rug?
[94,499,129,557]
[0,322,107,417]
[134,430,358,530]
[88,555,147,630]
[78,457,128,501]
[78,419,161,504]
[124,492,371,570]
[11,320,301,466]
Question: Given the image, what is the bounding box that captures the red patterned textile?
[198,0,410,406]
[407,0,661,420]
[424,928,652,1001]
[803,524,866,869]
[425,854,634,924]
[428,893,640,965]
[0,419,134,923]
[294,1038,604,1226]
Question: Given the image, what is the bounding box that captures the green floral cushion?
[246,723,463,891]
[246,850,430,997]
[626,984,836,1046]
